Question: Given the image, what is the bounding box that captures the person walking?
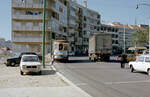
[120,54,127,68]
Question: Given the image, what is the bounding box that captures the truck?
[88,33,112,62]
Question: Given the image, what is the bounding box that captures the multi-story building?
[100,22,146,52]
[67,0,101,54]
[67,0,77,54]
[12,0,101,54]
[112,23,142,51]
[100,22,119,50]
[12,0,68,54]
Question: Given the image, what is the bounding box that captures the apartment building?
[12,0,101,54]
[100,22,119,50]
[112,23,142,50]
[67,0,101,54]
[12,0,68,54]
[67,0,76,54]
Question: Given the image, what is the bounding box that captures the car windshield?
[22,56,39,62]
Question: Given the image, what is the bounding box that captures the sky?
[0,0,150,40]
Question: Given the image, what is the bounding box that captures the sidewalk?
[0,64,91,97]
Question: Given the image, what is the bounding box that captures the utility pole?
[124,26,126,53]
[149,19,150,54]
[50,27,52,59]
[42,0,46,68]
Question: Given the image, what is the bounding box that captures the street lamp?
[136,3,150,54]
[42,0,46,68]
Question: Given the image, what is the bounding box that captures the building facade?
[67,0,101,54]
[112,23,142,51]
[12,0,68,54]
[100,22,119,51]
[12,0,101,54]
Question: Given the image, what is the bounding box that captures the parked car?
[129,55,150,75]
[20,55,42,75]
[5,52,40,66]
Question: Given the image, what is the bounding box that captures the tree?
[132,28,149,47]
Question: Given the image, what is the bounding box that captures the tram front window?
[59,44,63,50]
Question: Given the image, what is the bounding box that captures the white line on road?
[51,65,92,97]
[105,80,150,85]
[75,83,88,86]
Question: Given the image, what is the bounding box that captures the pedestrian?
[120,54,127,68]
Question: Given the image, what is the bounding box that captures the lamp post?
[123,25,126,53]
[42,0,46,68]
[136,3,150,54]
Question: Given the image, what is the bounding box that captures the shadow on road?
[68,60,92,63]
[132,71,148,75]
[42,70,56,75]
[28,70,56,76]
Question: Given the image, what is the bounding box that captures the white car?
[129,55,150,75]
[20,55,42,75]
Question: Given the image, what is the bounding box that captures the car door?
[135,56,144,71]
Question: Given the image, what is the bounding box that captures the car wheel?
[20,70,23,75]
[147,69,150,76]
[11,62,15,66]
[131,65,134,72]
[89,57,91,61]
[94,58,97,62]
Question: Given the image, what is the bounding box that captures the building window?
[33,22,39,26]
[59,7,63,13]
[84,24,87,28]
[64,0,67,6]
[97,27,100,31]
[97,15,100,18]
[33,0,38,4]
[97,21,100,25]
[84,16,87,21]
[21,22,26,26]
[64,27,67,33]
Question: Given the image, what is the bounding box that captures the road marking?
[51,65,92,97]
[76,83,88,86]
[105,80,150,85]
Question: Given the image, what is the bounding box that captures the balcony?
[83,34,89,38]
[12,1,56,10]
[13,37,43,43]
[12,15,46,20]
[12,26,46,32]
[68,37,74,42]
[12,3,43,9]
[83,41,89,45]
[68,29,75,35]
[75,38,82,45]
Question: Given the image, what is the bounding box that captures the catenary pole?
[42,0,46,68]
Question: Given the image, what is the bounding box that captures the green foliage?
[132,28,149,47]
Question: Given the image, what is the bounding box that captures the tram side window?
[64,44,68,50]
[54,44,59,50]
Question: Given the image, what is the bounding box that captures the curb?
[51,65,92,97]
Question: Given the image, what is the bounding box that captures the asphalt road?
[54,57,150,97]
